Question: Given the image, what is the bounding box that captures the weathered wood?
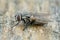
[0,0,60,40]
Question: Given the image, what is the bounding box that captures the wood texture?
[0,0,60,40]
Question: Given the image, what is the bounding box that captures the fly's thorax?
[30,15,36,21]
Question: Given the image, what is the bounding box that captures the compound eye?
[15,15,21,21]
[17,14,22,21]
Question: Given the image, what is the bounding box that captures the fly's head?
[15,14,22,22]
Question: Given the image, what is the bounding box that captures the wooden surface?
[0,0,60,40]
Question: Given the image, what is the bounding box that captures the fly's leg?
[23,19,30,31]
[15,21,20,26]
[23,20,36,31]
[23,22,30,31]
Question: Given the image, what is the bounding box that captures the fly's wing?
[28,13,52,24]
[33,16,50,24]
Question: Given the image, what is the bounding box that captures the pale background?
[0,0,60,40]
